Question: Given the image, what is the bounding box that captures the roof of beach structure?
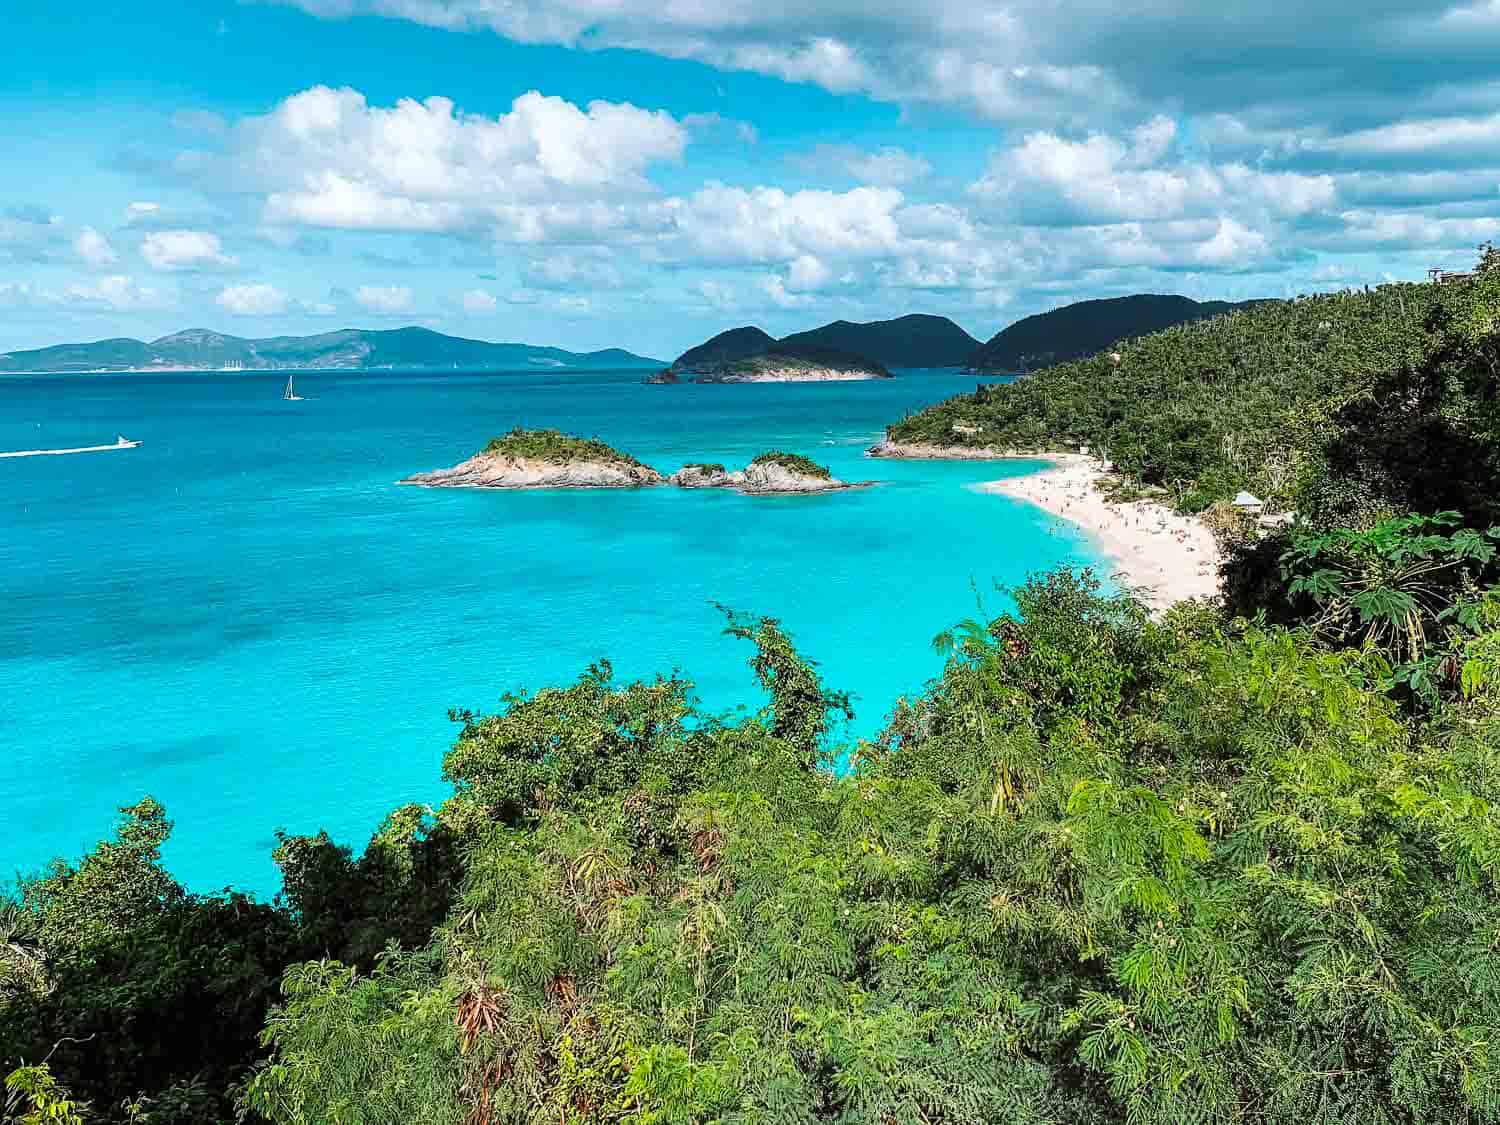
[1233,490,1264,507]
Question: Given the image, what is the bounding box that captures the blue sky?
[3,0,1498,358]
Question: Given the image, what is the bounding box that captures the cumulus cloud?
[74,226,118,266]
[356,284,414,313]
[210,85,687,233]
[972,118,1335,226]
[140,230,237,271]
[217,283,290,315]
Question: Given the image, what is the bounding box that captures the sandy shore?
[979,455,1220,611]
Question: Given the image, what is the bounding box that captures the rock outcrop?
[668,453,873,494]
[402,452,663,489]
[668,464,736,488]
[401,429,664,489]
[866,438,1021,459]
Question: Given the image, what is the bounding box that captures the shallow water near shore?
[1,367,1099,895]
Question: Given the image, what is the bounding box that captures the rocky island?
[670,452,871,494]
[401,431,870,495]
[648,325,894,384]
[649,345,892,384]
[400,428,664,489]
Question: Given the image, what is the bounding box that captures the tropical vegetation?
[892,246,1500,521]
[749,451,833,479]
[482,428,653,471]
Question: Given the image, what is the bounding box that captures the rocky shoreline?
[401,453,663,489]
[648,366,890,384]
[866,438,1062,460]
[669,461,870,494]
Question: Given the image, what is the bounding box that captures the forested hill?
[665,325,778,373]
[967,294,1266,373]
[0,326,664,373]
[666,314,977,373]
[778,313,979,367]
[890,264,1500,522]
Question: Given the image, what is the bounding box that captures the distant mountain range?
[666,314,978,376]
[967,295,1268,373]
[0,327,664,373]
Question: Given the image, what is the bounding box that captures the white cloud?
[461,288,497,312]
[127,202,161,219]
[356,284,414,313]
[786,254,834,290]
[218,85,687,233]
[74,227,118,266]
[971,117,1338,226]
[216,283,290,315]
[661,184,906,264]
[140,230,237,271]
[1194,218,1272,268]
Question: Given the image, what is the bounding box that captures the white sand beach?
[980,455,1221,611]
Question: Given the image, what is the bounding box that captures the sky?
[2,1,1499,359]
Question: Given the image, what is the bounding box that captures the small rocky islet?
[401,429,872,494]
[646,327,894,384]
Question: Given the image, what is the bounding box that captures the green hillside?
[890,267,1500,521]
[779,313,978,367]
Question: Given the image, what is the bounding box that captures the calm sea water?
[1,368,1098,895]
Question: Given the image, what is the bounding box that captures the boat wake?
[0,436,141,458]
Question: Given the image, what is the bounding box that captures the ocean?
[0,367,1099,895]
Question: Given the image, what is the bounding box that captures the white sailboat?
[283,375,303,401]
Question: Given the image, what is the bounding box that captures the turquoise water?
[1,368,1097,895]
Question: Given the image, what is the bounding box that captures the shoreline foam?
[979,455,1221,611]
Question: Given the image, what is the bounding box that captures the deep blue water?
[0,368,1098,895]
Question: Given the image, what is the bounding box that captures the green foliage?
[1,795,463,1122]
[239,571,1500,1124]
[748,451,833,479]
[440,661,703,831]
[680,462,726,474]
[16,800,182,957]
[719,607,852,765]
[481,427,652,470]
[4,1064,86,1125]
[1276,512,1500,706]
[273,803,463,967]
